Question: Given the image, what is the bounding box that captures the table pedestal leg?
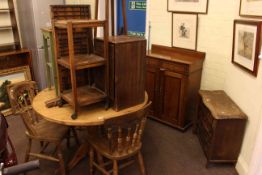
[68,143,88,170]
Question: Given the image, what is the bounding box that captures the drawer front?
[196,122,210,156]
[147,56,189,75]
[161,62,188,74]
[146,57,160,67]
[198,102,214,135]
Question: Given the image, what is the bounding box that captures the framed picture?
[240,0,262,18]
[172,13,198,50]
[232,20,262,77]
[0,66,32,116]
[167,0,208,14]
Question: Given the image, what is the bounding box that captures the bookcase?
[0,0,20,52]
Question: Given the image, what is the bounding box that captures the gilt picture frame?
[0,66,32,116]
[240,0,262,18]
[167,0,208,14]
[232,20,261,77]
[172,13,198,50]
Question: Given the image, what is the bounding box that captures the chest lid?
[199,90,247,120]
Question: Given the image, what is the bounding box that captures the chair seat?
[32,120,69,142]
[87,133,141,160]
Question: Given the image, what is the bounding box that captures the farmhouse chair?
[8,81,77,175]
[87,101,151,175]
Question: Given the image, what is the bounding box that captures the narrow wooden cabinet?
[146,45,205,130]
[196,90,247,166]
[0,0,21,52]
[95,35,146,111]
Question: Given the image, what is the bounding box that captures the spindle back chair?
[88,101,151,175]
[8,81,71,175]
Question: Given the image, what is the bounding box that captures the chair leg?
[113,160,118,175]
[89,148,94,175]
[24,138,32,162]
[57,145,65,175]
[97,152,104,168]
[137,151,146,175]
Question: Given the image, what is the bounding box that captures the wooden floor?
[7,115,238,175]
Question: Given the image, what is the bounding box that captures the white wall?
[147,0,262,175]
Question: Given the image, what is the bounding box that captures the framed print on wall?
[240,0,262,18]
[232,20,261,77]
[0,66,32,116]
[172,13,198,50]
[167,0,208,14]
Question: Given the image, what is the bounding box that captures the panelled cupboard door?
[159,70,186,127]
[146,65,159,116]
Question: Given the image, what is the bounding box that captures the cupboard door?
[146,65,159,116]
[159,69,186,126]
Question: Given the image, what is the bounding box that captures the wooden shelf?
[0,8,10,13]
[57,54,105,70]
[54,19,105,29]
[0,1,21,52]
[0,25,12,30]
[61,85,106,107]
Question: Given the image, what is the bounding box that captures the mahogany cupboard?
[146,45,205,130]
[94,35,146,111]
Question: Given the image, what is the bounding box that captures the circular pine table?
[32,88,148,170]
[32,88,148,126]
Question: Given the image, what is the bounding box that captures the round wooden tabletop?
[32,88,148,126]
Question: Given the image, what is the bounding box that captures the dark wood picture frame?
[232,20,261,77]
[172,13,198,51]
[167,0,209,14]
[239,0,262,18]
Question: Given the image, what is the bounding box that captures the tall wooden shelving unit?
[0,0,20,52]
[53,17,109,119]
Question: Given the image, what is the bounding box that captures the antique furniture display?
[52,3,110,120]
[32,88,149,170]
[0,49,33,116]
[41,27,58,96]
[146,44,205,130]
[8,81,78,175]
[88,101,151,175]
[94,35,146,111]
[0,0,20,52]
[196,90,247,166]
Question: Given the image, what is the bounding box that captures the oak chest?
[196,90,247,166]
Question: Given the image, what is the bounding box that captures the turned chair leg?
[89,148,94,175]
[97,153,104,168]
[57,145,65,175]
[113,160,118,175]
[137,151,146,175]
[25,138,32,162]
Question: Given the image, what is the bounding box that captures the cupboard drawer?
[146,57,160,67]
[161,62,188,74]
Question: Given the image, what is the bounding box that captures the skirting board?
[236,155,249,175]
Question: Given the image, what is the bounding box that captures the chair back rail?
[8,81,39,136]
[103,101,151,155]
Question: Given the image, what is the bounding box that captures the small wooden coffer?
[196,90,247,166]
